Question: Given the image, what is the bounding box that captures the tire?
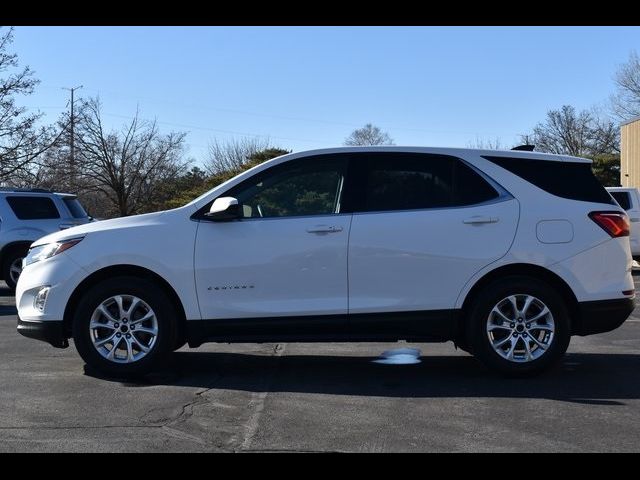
[72,276,178,377]
[2,248,28,290]
[466,275,571,376]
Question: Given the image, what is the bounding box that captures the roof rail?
[0,187,53,193]
[511,144,535,152]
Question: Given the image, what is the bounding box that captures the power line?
[34,85,525,147]
[57,85,523,138]
[100,112,336,147]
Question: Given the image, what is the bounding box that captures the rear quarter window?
[62,197,88,218]
[610,191,632,210]
[5,196,61,220]
[482,156,615,205]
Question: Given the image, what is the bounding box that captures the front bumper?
[17,317,68,348]
[574,298,635,336]
[16,251,88,323]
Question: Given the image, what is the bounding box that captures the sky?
[9,26,640,166]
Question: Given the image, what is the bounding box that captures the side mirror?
[205,197,241,221]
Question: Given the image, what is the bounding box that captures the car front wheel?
[72,276,177,376]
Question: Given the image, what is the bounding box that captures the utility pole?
[62,85,83,191]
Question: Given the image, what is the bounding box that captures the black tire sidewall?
[468,275,571,376]
[72,276,177,376]
[3,250,26,290]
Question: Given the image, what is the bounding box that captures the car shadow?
[0,285,13,297]
[0,283,17,315]
[0,305,17,315]
[84,351,640,405]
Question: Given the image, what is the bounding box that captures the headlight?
[24,237,84,267]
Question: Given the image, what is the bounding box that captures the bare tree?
[205,137,272,175]
[611,51,640,120]
[0,27,59,182]
[11,111,76,190]
[344,123,394,146]
[75,98,189,217]
[526,105,618,157]
[467,137,506,150]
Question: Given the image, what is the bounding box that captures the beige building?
[621,116,640,187]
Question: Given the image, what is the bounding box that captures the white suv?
[0,188,92,290]
[15,147,635,376]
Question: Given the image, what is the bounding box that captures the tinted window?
[63,197,88,218]
[454,160,502,206]
[225,157,347,218]
[483,156,615,205]
[6,196,60,220]
[356,153,499,213]
[610,191,632,211]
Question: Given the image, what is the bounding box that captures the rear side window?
[63,197,88,218]
[6,196,60,220]
[610,191,632,211]
[454,160,502,206]
[483,156,615,205]
[355,153,499,213]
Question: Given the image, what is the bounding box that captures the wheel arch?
[457,263,580,339]
[62,264,187,343]
[0,240,34,262]
[0,241,34,280]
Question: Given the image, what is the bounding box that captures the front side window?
[224,157,347,218]
[355,153,499,213]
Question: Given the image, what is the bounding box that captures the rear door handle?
[463,216,498,225]
[306,225,343,233]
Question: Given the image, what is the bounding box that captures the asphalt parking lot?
[2,278,640,452]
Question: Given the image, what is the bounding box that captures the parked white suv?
[0,188,92,289]
[16,147,635,376]
[607,187,640,259]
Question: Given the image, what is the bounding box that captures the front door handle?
[306,225,343,234]
[463,216,498,225]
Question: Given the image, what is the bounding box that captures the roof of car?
[275,146,591,163]
[0,188,76,197]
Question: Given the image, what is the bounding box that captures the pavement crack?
[163,386,215,428]
[239,342,286,451]
[0,424,163,431]
[239,448,346,453]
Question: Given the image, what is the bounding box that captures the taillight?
[588,211,630,238]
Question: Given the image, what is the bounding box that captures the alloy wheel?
[89,295,158,363]
[486,294,555,363]
[9,257,23,285]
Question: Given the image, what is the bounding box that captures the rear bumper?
[574,298,635,336]
[17,318,68,348]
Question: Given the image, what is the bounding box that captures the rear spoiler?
[511,144,535,152]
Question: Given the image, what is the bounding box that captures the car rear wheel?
[467,275,570,376]
[72,276,177,377]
